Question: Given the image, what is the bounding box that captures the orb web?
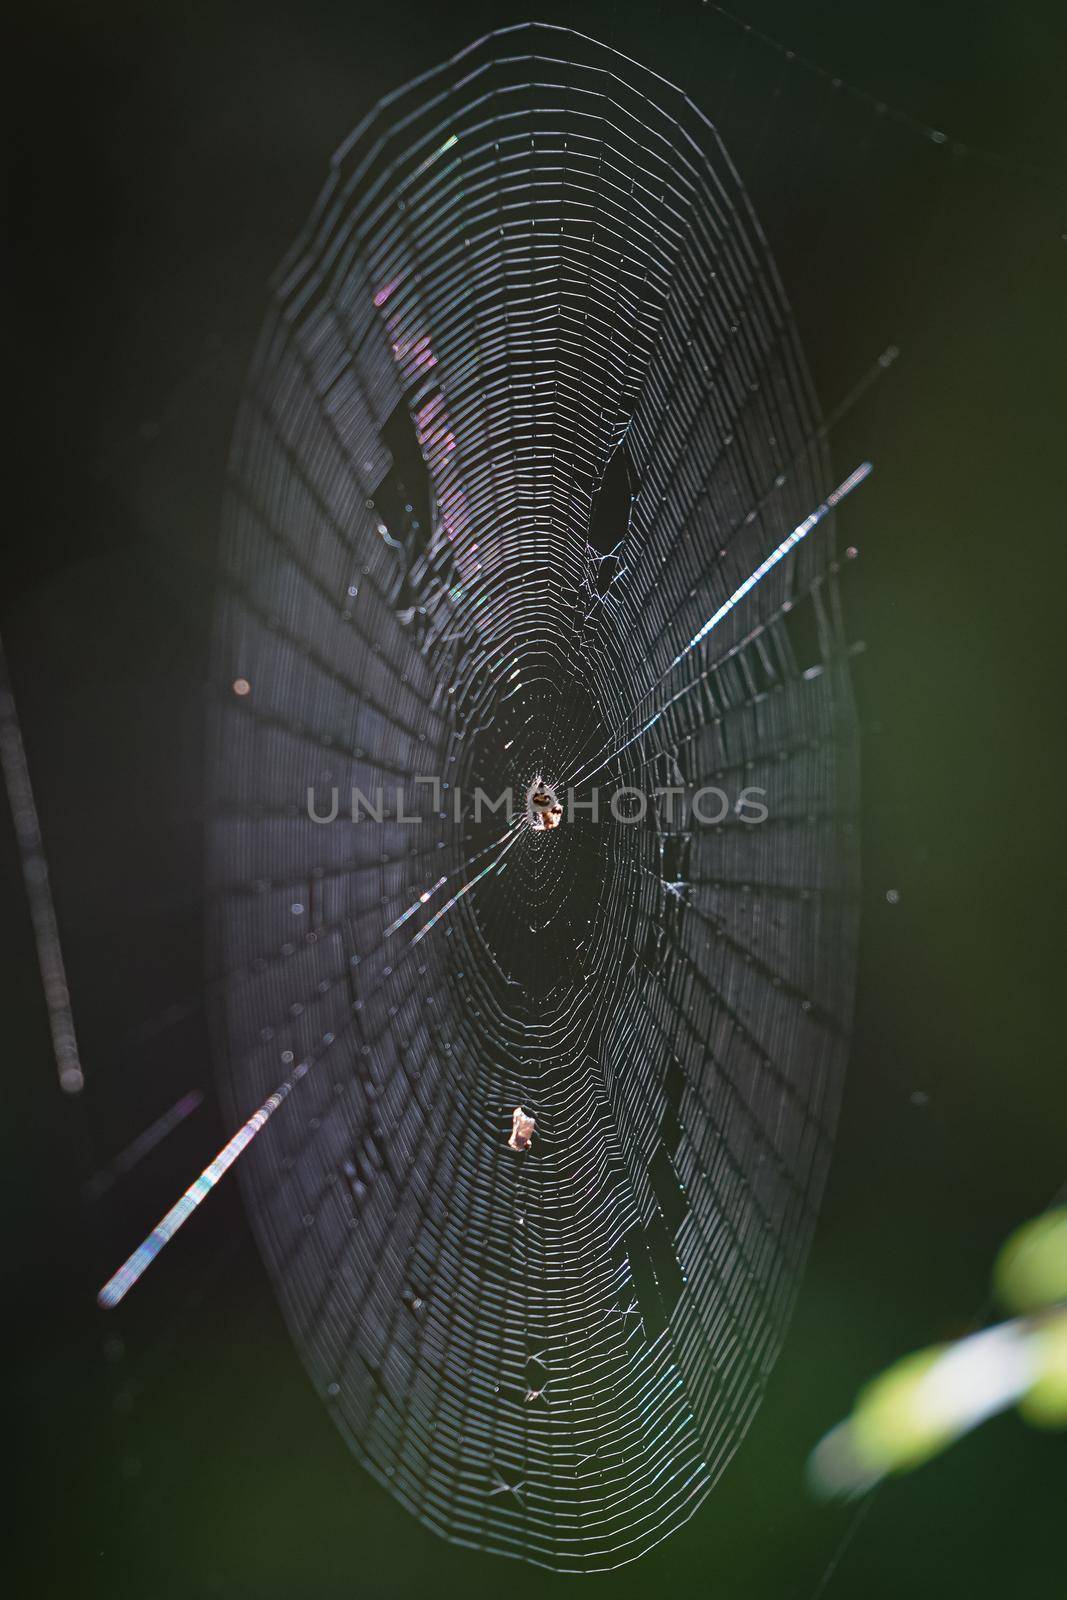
[207,23,860,1573]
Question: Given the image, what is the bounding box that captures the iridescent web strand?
[98,1066,308,1308]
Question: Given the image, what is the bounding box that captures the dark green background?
[7,2,1065,1595]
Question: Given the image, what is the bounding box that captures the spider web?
[207,23,860,1573]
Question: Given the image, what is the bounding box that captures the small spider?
[528,781,563,831]
[508,1106,536,1151]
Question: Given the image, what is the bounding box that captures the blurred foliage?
[809,1208,1067,1496]
[995,1208,1067,1315]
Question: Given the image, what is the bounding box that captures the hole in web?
[373,398,434,564]
[780,589,825,675]
[588,440,635,558]
[623,1217,686,1341]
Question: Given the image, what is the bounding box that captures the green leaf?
[995,1208,1067,1314]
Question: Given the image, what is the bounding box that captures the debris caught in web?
[508,1107,536,1152]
